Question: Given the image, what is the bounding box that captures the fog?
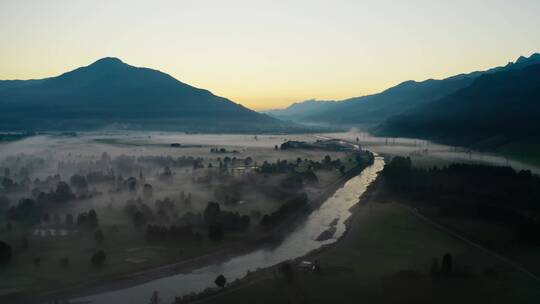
[2,131,538,222]
[0,133,329,222]
[2,131,539,301]
[327,131,540,174]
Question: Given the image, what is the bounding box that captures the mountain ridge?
[267,53,540,127]
[0,57,296,133]
[375,62,540,145]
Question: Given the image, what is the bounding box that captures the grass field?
[197,196,540,304]
[495,141,540,168]
[0,219,235,296]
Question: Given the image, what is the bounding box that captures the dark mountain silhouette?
[0,79,45,90]
[376,63,540,147]
[0,57,291,132]
[263,99,336,121]
[304,77,477,127]
[271,53,540,128]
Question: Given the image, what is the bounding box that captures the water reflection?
[77,156,385,304]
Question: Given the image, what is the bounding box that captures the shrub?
[91,250,106,267]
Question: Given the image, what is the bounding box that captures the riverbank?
[179,168,384,304]
[191,178,540,304]
[5,153,374,304]
[266,151,374,243]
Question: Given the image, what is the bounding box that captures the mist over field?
[2,1,540,303]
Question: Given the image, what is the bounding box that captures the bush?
[279,261,293,280]
[21,236,29,249]
[94,229,105,244]
[91,250,106,267]
[0,241,12,265]
[133,211,147,229]
[208,223,224,241]
[441,253,453,277]
[260,193,308,227]
[8,198,42,223]
[60,257,70,268]
[215,274,227,288]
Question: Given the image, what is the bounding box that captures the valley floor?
[192,178,540,304]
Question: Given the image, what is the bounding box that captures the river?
[73,155,385,304]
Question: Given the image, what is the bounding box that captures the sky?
[1,0,540,110]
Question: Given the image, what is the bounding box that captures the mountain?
[0,79,45,90]
[376,63,540,147]
[0,57,292,132]
[263,99,336,121]
[303,77,478,127]
[272,53,540,128]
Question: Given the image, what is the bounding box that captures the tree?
[179,190,185,202]
[126,177,139,192]
[164,166,172,176]
[0,241,12,265]
[0,195,9,212]
[215,274,227,288]
[21,236,29,250]
[53,213,61,225]
[324,155,331,164]
[60,257,70,268]
[77,212,87,226]
[65,213,74,226]
[143,184,153,199]
[87,209,99,228]
[203,202,221,226]
[279,261,293,281]
[42,212,51,223]
[430,257,439,277]
[133,211,147,229]
[441,253,453,277]
[111,224,119,233]
[55,181,75,202]
[208,223,224,241]
[94,229,105,244]
[1,178,14,191]
[70,174,88,195]
[8,198,42,223]
[150,291,161,304]
[19,167,30,180]
[91,250,106,267]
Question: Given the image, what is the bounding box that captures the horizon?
[1,52,537,112]
[1,0,540,110]
[4,2,540,303]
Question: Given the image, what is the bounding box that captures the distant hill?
[376,63,540,147]
[0,79,45,90]
[303,77,477,128]
[271,53,540,128]
[263,99,336,121]
[0,58,294,132]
